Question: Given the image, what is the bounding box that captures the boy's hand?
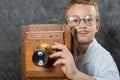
[49,42,78,79]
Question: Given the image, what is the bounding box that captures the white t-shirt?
[74,38,120,80]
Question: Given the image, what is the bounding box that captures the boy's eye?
[86,18,93,21]
[73,19,79,22]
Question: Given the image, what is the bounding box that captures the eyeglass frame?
[66,14,98,27]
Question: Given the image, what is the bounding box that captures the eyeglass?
[67,14,97,27]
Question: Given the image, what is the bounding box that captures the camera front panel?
[21,24,68,80]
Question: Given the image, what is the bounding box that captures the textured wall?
[0,0,119,80]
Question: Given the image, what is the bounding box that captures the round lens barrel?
[32,51,48,67]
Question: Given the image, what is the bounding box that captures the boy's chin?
[77,37,92,45]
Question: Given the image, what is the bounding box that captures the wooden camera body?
[21,24,71,80]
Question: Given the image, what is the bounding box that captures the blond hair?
[64,0,99,23]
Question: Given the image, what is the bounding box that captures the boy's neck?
[77,41,92,56]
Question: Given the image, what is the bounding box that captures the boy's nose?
[77,20,87,29]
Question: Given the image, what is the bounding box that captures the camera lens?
[32,51,48,67]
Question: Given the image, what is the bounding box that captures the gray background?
[0,0,120,80]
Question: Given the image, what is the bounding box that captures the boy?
[50,0,120,80]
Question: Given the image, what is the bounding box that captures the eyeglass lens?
[67,15,96,26]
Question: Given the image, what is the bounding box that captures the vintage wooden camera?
[21,24,71,80]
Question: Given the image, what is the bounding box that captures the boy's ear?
[96,21,100,32]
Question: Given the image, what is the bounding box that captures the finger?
[49,51,65,58]
[52,43,67,51]
[53,59,67,66]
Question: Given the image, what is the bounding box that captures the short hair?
[64,0,99,23]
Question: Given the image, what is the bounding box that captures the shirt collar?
[81,38,98,64]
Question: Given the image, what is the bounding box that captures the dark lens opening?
[32,51,48,67]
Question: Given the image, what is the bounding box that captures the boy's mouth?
[78,30,89,35]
